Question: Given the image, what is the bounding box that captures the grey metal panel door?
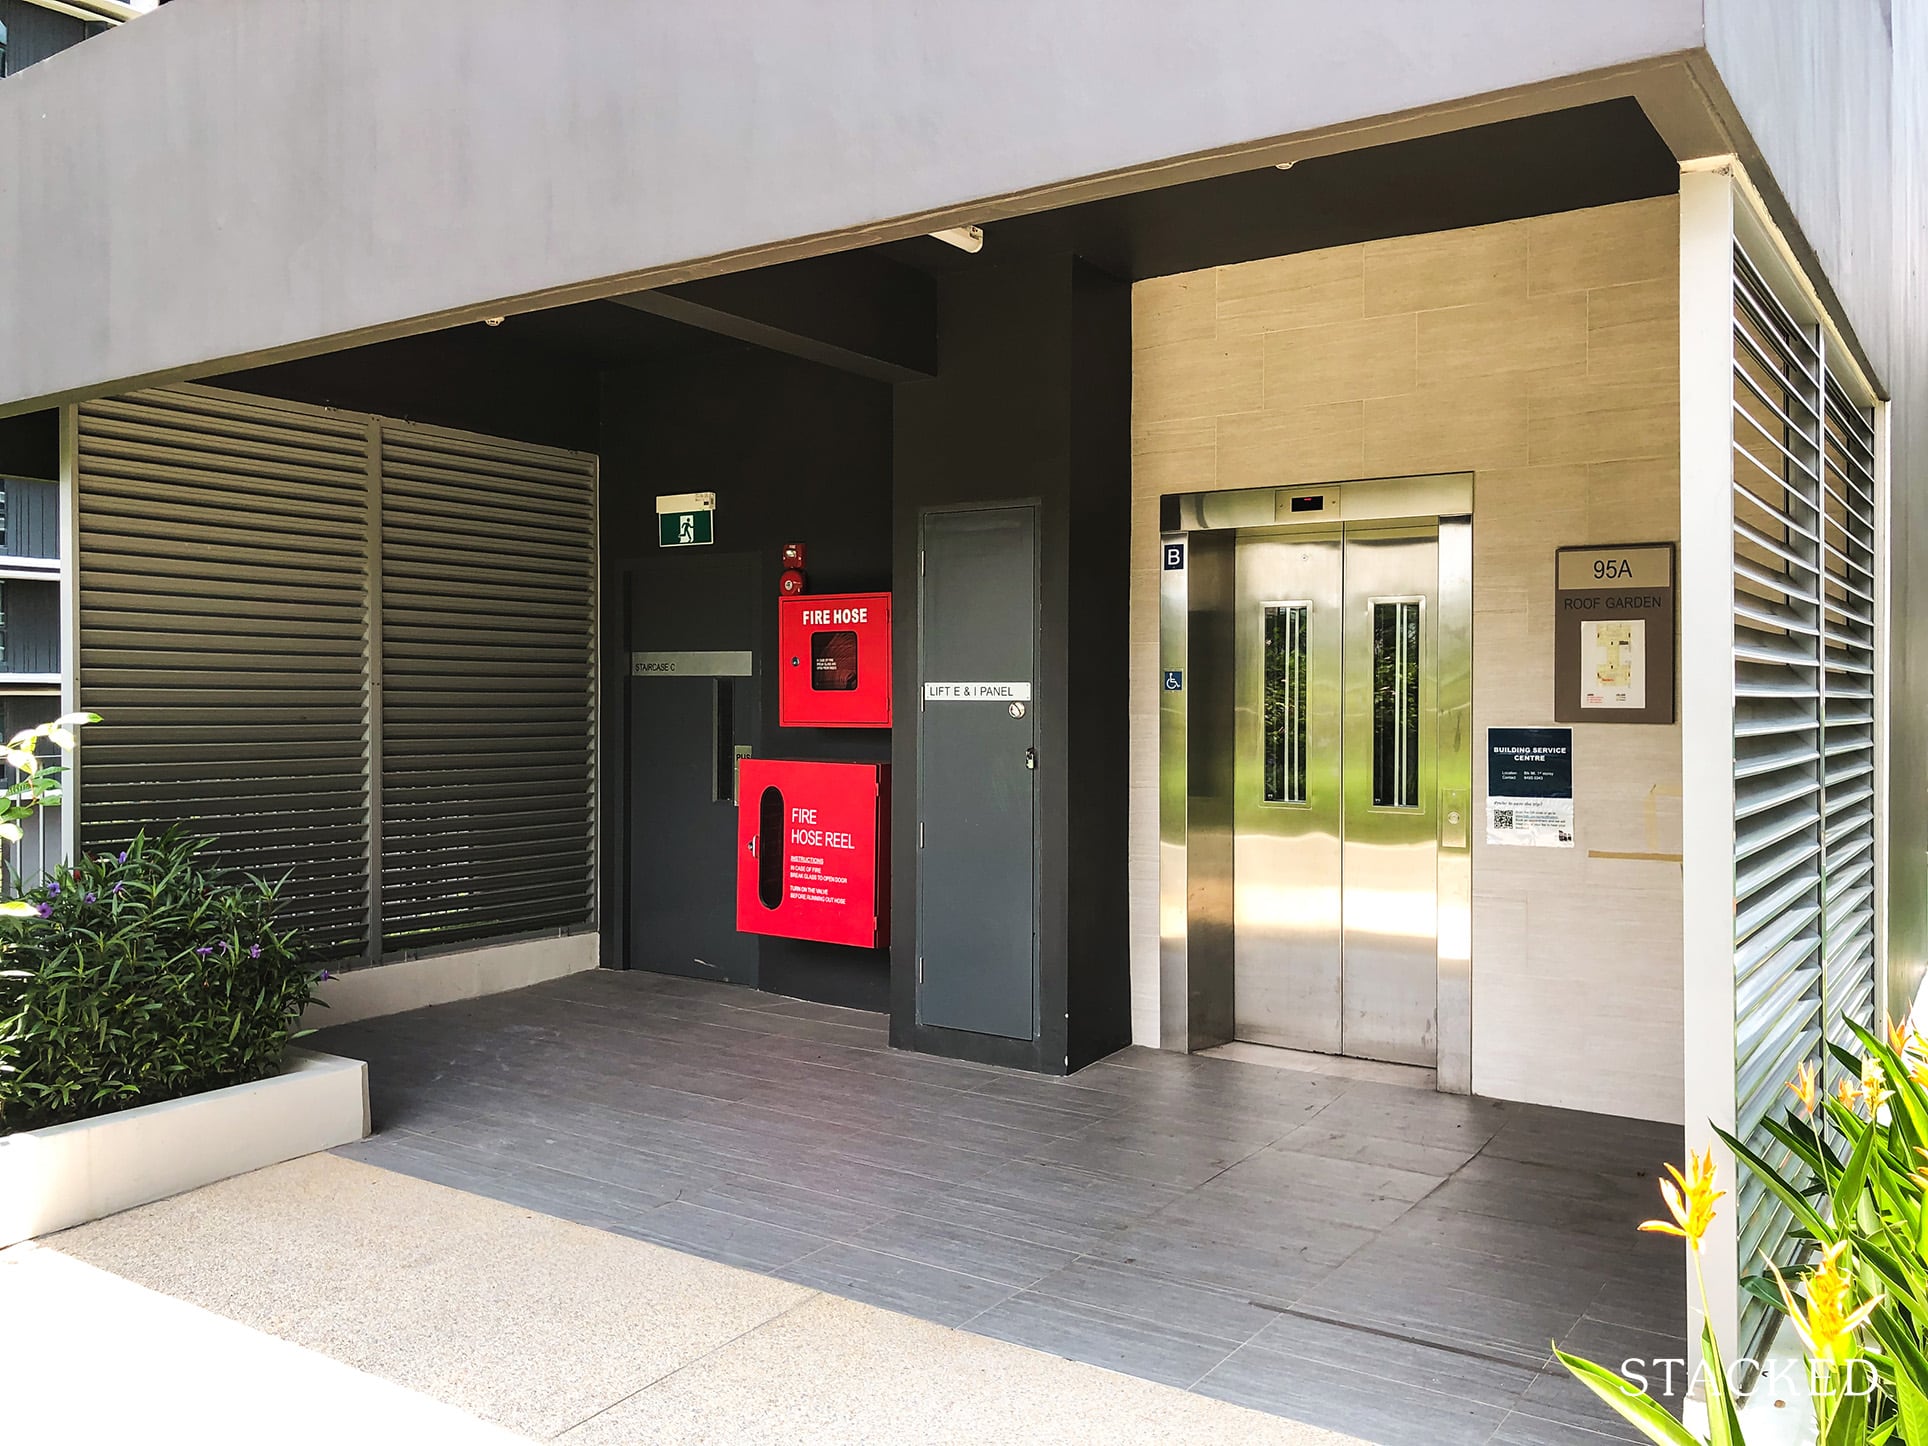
[917,505,1038,1039]
[627,553,760,985]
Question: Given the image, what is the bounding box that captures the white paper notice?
[1486,797,1575,848]
[1580,618,1645,710]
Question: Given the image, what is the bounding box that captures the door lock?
[1024,748,1037,771]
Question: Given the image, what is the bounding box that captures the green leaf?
[1717,1124,1836,1244]
[1552,1349,1701,1445]
[1821,1378,1867,1446]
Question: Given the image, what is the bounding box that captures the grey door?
[917,505,1038,1039]
[627,553,760,985]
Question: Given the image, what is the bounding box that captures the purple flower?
[195,945,214,957]
[248,944,262,959]
[83,892,95,903]
[318,969,335,981]
[46,882,58,897]
[109,882,123,894]
[116,851,127,864]
[34,902,51,919]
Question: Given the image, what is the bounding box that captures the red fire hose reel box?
[736,759,889,949]
[778,592,891,728]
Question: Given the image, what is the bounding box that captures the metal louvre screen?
[1819,382,1879,1057]
[74,386,597,967]
[75,389,374,959]
[1729,242,1880,1352]
[378,425,596,950]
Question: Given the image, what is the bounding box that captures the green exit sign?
[656,491,716,548]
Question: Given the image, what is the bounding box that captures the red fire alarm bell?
[736,759,888,949]
[778,591,892,728]
[778,541,808,596]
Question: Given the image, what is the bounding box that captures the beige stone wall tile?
[1132,272,1216,350]
[1363,222,1526,316]
[1527,196,1677,296]
[1362,376,1531,475]
[1526,375,1677,466]
[1584,459,1679,540]
[1131,421,1216,494]
[1217,401,1365,490]
[1586,278,1678,386]
[1214,247,1362,336]
[1262,312,1417,408]
[1416,292,1588,382]
[1133,334,1262,426]
[1127,197,1687,1125]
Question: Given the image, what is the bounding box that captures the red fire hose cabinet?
[778,592,892,728]
[736,759,889,949]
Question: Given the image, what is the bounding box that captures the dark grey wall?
[0,410,55,480]
[0,0,1706,412]
[599,346,896,1012]
[891,256,1132,1073]
[1,577,58,675]
[2,477,58,559]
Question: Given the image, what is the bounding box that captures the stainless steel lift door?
[1233,528,1343,1052]
[1232,523,1441,1066]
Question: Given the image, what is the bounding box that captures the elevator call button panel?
[736,758,888,949]
[778,591,892,728]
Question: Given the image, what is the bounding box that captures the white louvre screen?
[378,425,597,950]
[1729,241,1880,1353]
[1819,381,1879,1057]
[76,389,374,959]
[74,386,596,967]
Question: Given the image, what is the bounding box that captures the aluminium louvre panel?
[1730,242,1827,1358]
[1728,244,1883,1358]
[75,386,599,966]
[75,390,374,961]
[377,421,596,953]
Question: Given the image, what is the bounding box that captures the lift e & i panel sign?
[1553,543,1676,724]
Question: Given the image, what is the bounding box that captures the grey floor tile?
[1196,1342,1510,1446]
[1024,1256,1281,1344]
[777,1243,1017,1327]
[841,1210,1081,1287]
[967,1291,1245,1390]
[319,971,1684,1439]
[615,1200,827,1273]
[1244,1309,1540,1410]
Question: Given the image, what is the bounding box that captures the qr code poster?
[1486,727,1575,849]
[1486,796,1574,848]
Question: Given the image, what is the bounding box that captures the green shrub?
[0,829,326,1133]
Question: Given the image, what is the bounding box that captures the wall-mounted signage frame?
[1553,542,1676,724]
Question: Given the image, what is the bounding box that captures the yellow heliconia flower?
[1862,1056,1893,1113]
[1888,1015,1911,1053]
[1837,1076,1864,1112]
[1787,1061,1820,1116]
[1770,1242,1881,1368]
[1640,1150,1723,1251]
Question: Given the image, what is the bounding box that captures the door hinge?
[916,955,924,983]
[918,821,924,848]
[919,550,925,575]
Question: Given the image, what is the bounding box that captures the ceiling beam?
[611,250,937,384]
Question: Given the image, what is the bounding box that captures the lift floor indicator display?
[736,759,888,948]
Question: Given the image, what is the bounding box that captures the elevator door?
[1233,522,1440,1066]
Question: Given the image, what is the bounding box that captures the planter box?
[0,1050,369,1248]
